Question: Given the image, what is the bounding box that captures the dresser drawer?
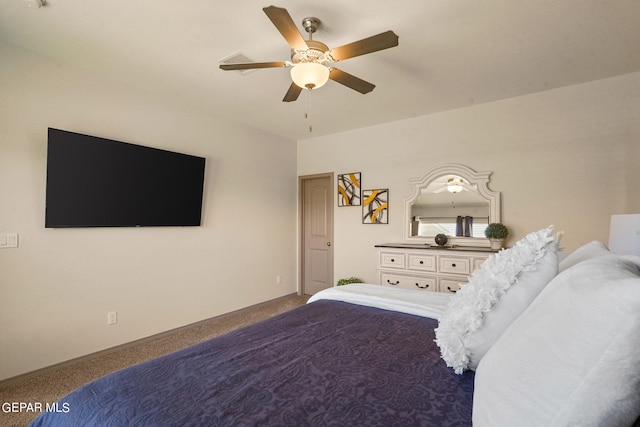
[439,276,469,294]
[408,254,437,272]
[380,272,437,291]
[438,256,471,274]
[379,251,406,269]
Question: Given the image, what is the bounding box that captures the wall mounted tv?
[45,128,206,228]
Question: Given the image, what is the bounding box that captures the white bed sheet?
[308,283,452,320]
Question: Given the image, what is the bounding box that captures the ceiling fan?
[219,5,399,102]
[430,177,472,194]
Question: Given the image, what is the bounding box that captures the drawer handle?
[387,280,400,286]
[415,283,429,289]
[419,260,424,265]
[446,286,457,293]
[451,263,457,267]
[390,258,395,262]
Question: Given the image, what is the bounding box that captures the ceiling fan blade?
[329,68,375,94]
[329,30,399,61]
[283,82,303,102]
[220,61,287,71]
[263,6,308,51]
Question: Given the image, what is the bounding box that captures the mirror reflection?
[410,175,490,238]
[404,164,501,245]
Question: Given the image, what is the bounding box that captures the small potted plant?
[485,223,509,249]
[337,277,363,286]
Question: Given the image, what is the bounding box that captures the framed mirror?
[404,164,501,247]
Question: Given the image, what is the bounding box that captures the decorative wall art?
[362,189,388,224]
[337,172,361,206]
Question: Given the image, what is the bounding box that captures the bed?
[30,228,640,426]
[29,287,472,426]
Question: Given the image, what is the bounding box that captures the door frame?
[298,172,334,295]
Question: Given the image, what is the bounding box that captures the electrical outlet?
[0,233,18,249]
[107,311,117,325]
[276,275,282,285]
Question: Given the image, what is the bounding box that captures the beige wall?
[298,72,640,286]
[0,41,298,381]
[2,36,639,382]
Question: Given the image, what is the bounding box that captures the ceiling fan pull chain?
[304,88,309,117]
[304,90,313,132]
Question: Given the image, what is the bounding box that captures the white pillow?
[621,254,640,268]
[559,240,640,272]
[435,226,560,374]
[558,240,610,272]
[473,256,640,427]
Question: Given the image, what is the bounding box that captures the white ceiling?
[2,0,639,141]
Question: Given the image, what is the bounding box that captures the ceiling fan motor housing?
[291,40,330,65]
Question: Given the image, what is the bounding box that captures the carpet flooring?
[0,294,309,427]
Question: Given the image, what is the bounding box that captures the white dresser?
[375,244,497,293]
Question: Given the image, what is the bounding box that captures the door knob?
[326,242,331,246]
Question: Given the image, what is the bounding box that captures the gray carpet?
[0,294,309,427]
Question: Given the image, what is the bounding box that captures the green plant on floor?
[337,277,363,286]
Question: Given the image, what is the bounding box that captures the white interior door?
[300,174,334,295]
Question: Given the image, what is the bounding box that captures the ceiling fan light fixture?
[290,62,330,90]
[447,177,464,193]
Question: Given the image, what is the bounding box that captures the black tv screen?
[45,128,206,228]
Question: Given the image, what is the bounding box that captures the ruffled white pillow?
[435,226,560,374]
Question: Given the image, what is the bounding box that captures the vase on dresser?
[489,238,505,250]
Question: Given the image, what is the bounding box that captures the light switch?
[0,233,18,248]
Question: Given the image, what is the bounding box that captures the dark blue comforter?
[30,300,474,426]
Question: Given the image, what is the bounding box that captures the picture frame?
[337,172,361,206]
[362,189,388,224]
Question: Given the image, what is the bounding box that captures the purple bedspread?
[30,300,474,426]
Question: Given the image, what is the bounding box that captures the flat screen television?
[45,128,206,228]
